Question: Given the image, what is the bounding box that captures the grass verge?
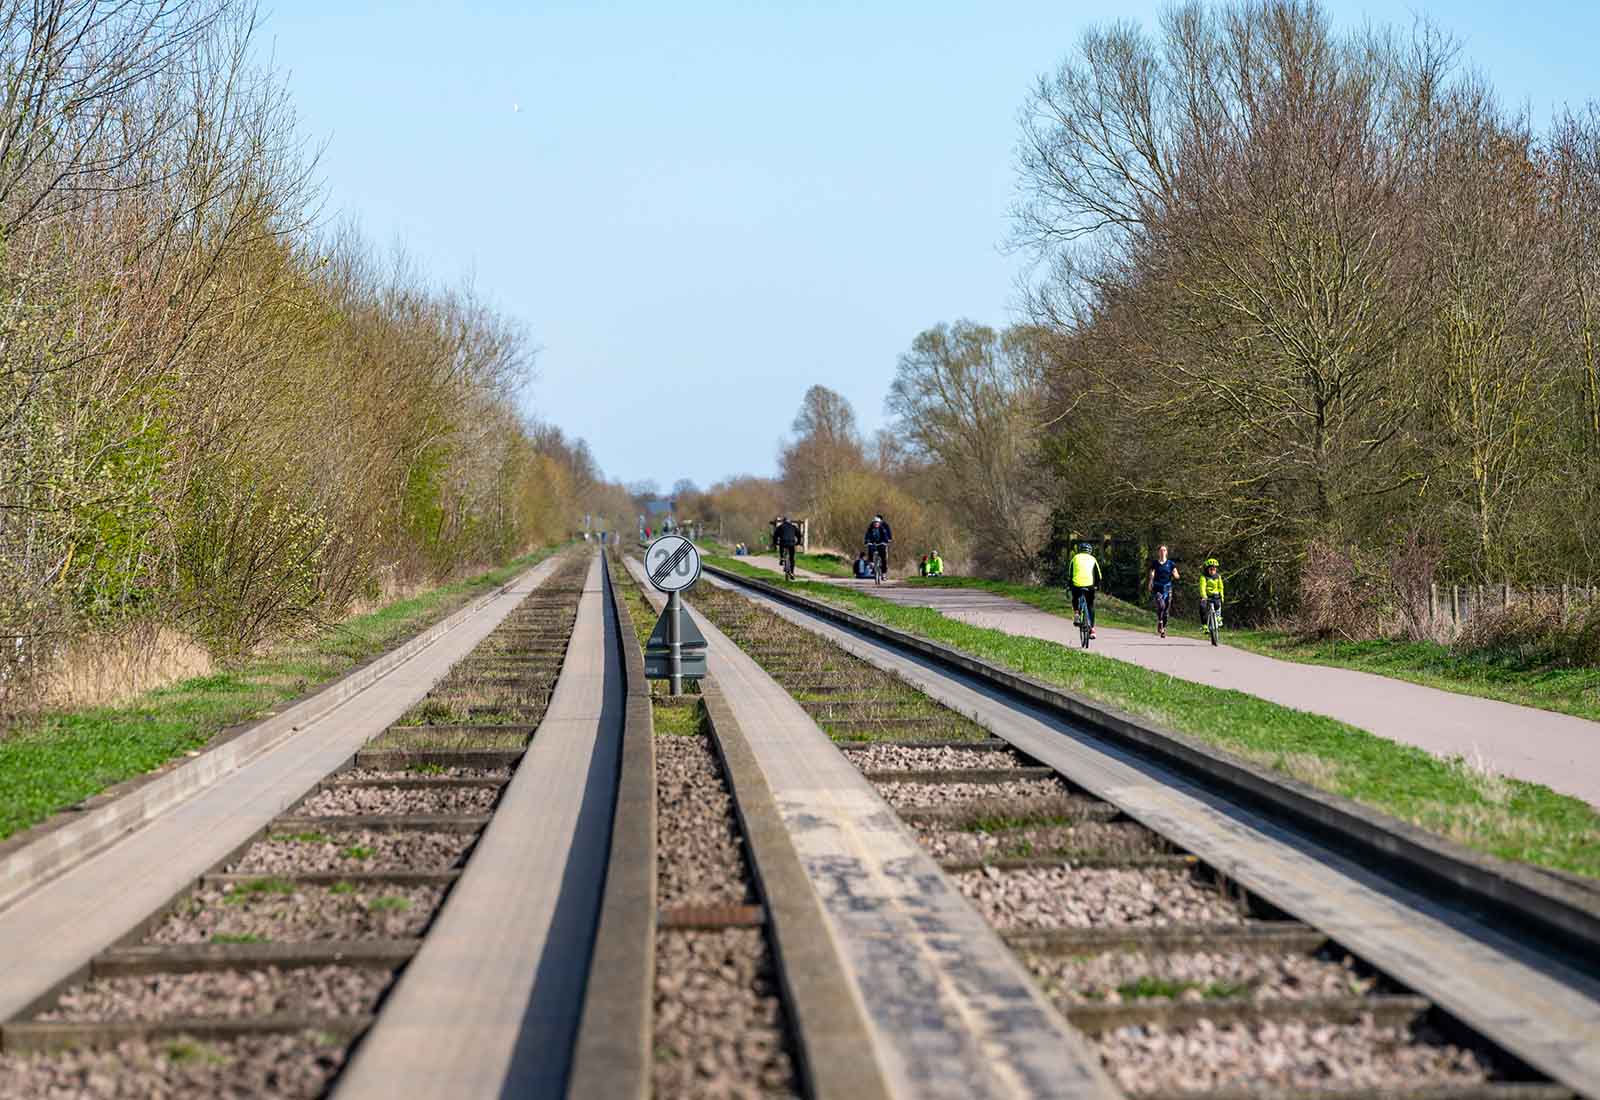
[705,555,1600,878]
[0,545,565,840]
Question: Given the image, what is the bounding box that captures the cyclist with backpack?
[1148,545,1180,638]
[1069,541,1102,639]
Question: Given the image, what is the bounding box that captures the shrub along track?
[686,576,1583,1100]
[610,552,802,1099]
[0,553,590,1099]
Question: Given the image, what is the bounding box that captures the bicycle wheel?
[1207,603,1219,646]
[1078,596,1091,648]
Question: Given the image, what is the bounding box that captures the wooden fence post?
[1429,582,1438,624]
[1451,584,1460,626]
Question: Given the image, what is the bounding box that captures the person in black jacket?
[771,515,802,579]
[863,515,892,577]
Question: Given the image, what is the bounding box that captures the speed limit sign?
[644,535,701,592]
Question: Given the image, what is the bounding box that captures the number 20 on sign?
[645,535,701,592]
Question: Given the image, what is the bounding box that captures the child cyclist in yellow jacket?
[1198,557,1225,628]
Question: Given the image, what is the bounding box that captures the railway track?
[1,539,1591,1099]
[0,552,601,1098]
[623,556,1600,1100]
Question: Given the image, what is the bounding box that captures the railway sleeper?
[92,939,421,977]
[2,1013,375,1054]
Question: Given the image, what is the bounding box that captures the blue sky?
[262,1,1600,488]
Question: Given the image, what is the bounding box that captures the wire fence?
[1429,581,1600,632]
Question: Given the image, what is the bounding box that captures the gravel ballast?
[956,866,1242,929]
[40,967,392,1022]
[339,767,509,781]
[0,1034,346,1099]
[229,831,474,874]
[842,744,1027,771]
[655,735,755,907]
[653,929,799,1100]
[1099,1017,1493,1094]
[297,785,497,816]
[877,778,1068,808]
[1026,950,1377,1005]
[149,884,444,943]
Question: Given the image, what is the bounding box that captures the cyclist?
[927,549,944,576]
[771,515,802,578]
[1199,557,1225,629]
[1069,541,1102,639]
[1148,544,1180,638]
[864,515,892,578]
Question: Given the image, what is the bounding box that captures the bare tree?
[887,321,1053,578]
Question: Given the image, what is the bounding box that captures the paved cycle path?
[853,583,1600,808]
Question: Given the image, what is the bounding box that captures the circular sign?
[645,535,702,592]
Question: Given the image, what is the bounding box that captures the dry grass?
[37,624,213,712]
[1236,749,1344,790]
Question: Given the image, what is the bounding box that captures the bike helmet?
[1204,557,1219,568]
[1077,541,1094,552]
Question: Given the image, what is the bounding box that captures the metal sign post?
[667,589,683,694]
[643,535,705,695]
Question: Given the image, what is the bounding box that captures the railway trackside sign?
[645,535,701,592]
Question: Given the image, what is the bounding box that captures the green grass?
[794,551,853,577]
[367,895,410,911]
[328,881,357,895]
[704,556,1600,878]
[896,572,1600,723]
[223,877,296,903]
[164,1038,229,1065]
[652,700,705,736]
[209,932,267,945]
[275,831,330,844]
[339,845,374,861]
[0,545,565,840]
[1111,976,1253,1001]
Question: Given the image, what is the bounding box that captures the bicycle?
[866,543,888,585]
[1204,596,1222,647]
[779,544,796,581]
[1074,590,1092,649]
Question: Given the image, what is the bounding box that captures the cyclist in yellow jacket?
[1069,541,1103,638]
[1198,557,1225,628]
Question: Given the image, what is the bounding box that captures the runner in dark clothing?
[1148,544,1180,638]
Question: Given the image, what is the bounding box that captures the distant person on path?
[1199,557,1226,628]
[772,515,803,578]
[926,550,944,576]
[855,551,872,579]
[919,554,928,576]
[1148,545,1180,638]
[864,515,892,578]
[1070,541,1103,639]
